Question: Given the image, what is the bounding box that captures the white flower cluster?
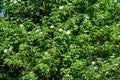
[60,29,71,35]
[49,25,71,35]
[91,61,98,70]
[35,29,43,35]
[3,47,12,53]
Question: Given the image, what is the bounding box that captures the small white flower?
[116,24,120,26]
[19,24,24,28]
[68,3,72,5]
[36,30,39,33]
[13,0,17,3]
[3,3,6,5]
[105,72,109,74]
[94,66,98,70]
[4,49,8,53]
[59,28,63,32]
[44,52,48,54]
[40,32,43,34]
[9,47,12,50]
[10,17,13,20]
[92,61,96,65]
[115,63,118,66]
[66,30,71,35]
[86,16,89,19]
[50,25,55,28]
[28,31,31,34]
[105,71,109,75]
[105,25,109,27]
[59,6,64,9]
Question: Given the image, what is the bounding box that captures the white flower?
[19,24,24,28]
[50,25,55,28]
[59,28,63,32]
[9,47,12,50]
[44,52,48,54]
[116,24,120,26]
[105,25,109,27]
[28,31,31,34]
[36,30,39,33]
[115,63,118,66]
[92,61,96,65]
[66,30,71,35]
[3,3,6,5]
[86,16,89,19]
[4,49,8,53]
[105,71,109,75]
[13,0,17,3]
[94,66,98,70]
[105,72,109,74]
[68,3,72,5]
[59,6,64,9]
[40,32,43,34]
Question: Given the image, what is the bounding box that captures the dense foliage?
[0,0,120,80]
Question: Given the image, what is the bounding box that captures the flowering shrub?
[0,0,120,79]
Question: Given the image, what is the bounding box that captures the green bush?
[0,0,120,80]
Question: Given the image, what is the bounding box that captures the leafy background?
[0,0,120,80]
